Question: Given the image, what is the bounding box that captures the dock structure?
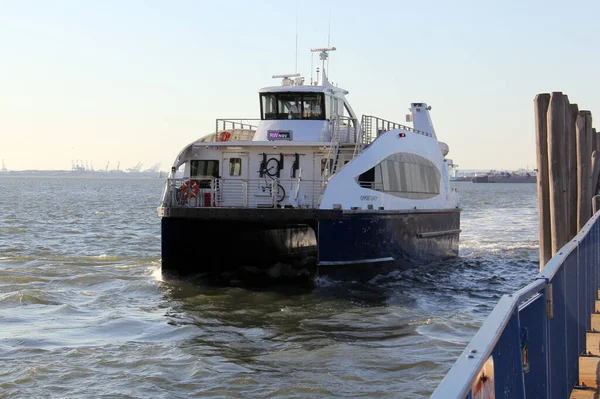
[431,93,600,398]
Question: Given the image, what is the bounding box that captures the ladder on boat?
[319,117,362,205]
[359,115,373,147]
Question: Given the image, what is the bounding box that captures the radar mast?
[310,47,336,85]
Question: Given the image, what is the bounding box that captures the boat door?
[220,152,249,206]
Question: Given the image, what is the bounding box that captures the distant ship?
[471,170,536,183]
[471,175,491,183]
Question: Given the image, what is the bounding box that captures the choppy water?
[0,177,538,398]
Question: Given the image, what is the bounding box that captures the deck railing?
[215,119,260,134]
[161,178,324,209]
[431,210,600,398]
[360,115,433,146]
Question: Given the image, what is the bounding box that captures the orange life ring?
[219,131,231,142]
[181,180,200,198]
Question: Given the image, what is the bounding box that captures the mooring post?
[563,96,576,240]
[595,127,600,196]
[593,195,600,215]
[576,111,593,229]
[591,152,600,202]
[568,103,580,239]
[547,92,569,254]
[585,113,594,195]
[535,93,552,267]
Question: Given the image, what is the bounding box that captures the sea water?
[0,177,538,398]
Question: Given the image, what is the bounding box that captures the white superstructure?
[160,47,458,214]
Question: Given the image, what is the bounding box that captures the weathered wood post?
[595,127,600,196]
[576,111,593,229]
[593,195,600,214]
[591,151,600,204]
[564,97,577,239]
[585,113,594,197]
[568,103,579,237]
[547,92,569,254]
[592,126,598,197]
[534,94,552,267]
[535,92,598,266]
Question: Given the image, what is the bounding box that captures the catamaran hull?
[160,208,460,279]
[161,217,318,278]
[318,210,460,265]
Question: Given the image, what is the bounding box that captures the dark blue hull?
[318,210,460,266]
[160,208,460,279]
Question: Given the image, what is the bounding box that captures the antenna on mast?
[327,10,331,47]
[310,47,336,85]
[327,11,332,74]
[310,52,314,85]
[295,9,299,74]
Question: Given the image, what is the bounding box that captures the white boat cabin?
[161,48,457,212]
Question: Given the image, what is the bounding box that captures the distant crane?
[72,160,85,172]
[105,161,110,172]
[143,163,161,173]
[127,162,143,173]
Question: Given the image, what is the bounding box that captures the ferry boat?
[158,47,461,278]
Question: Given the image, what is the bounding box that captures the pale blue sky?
[1,0,599,171]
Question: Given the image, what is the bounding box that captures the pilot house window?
[191,160,220,188]
[190,160,219,179]
[261,93,325,120]
[229,158,242,176]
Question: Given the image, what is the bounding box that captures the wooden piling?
[595,127,600,195]
[534,93,552,267]
[547,92,569,254]
[568,103,579,238]
[592,152,600,204]
[576,111,593,229]
[593,195,600,215]
[565,96,579,240]
[586,113,594,207]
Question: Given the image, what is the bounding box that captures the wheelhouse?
[260,92,326,120]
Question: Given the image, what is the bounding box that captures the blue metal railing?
[431,211,600,398]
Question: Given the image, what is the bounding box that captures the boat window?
[229,158,242,176]
[302,94,324,120]
[358,167,374,188]
[261,94,278,120]
[260,93,325,120]
[278,93,302,119]
[190,160,219,179]
[357,165,383,189]
[355,153,440,199]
